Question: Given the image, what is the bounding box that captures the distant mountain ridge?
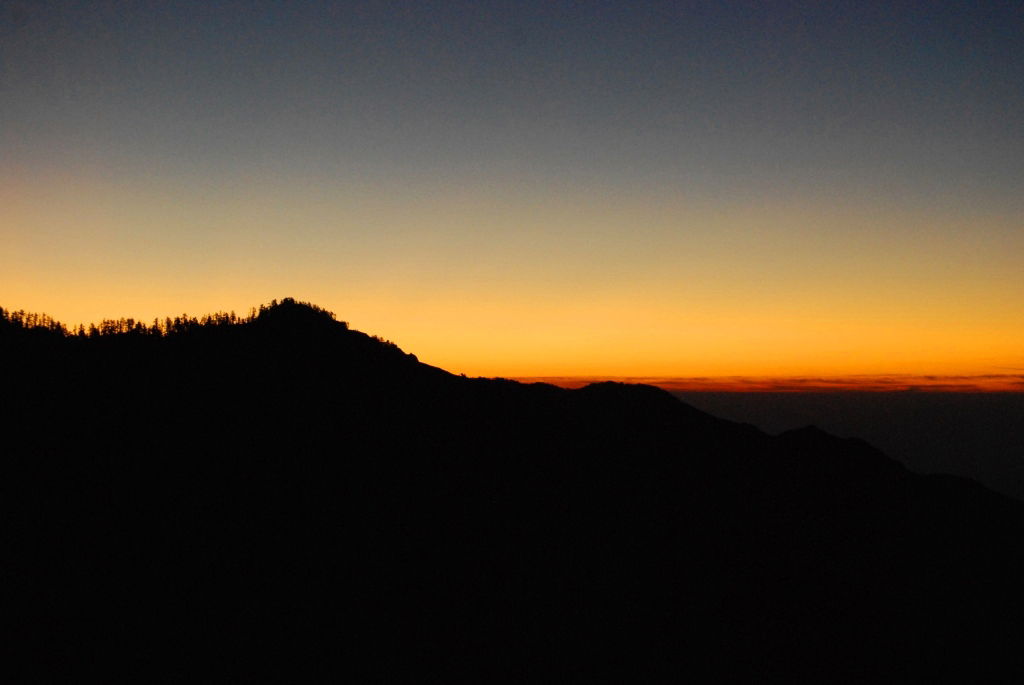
[3,299,1023,682]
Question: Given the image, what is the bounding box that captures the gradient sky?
[3,1,1023,380]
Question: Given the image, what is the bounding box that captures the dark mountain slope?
[3,299,1023,682]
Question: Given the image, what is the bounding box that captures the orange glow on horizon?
[4,173,1023,386]
[2,288,1022,388]
[512,375,1024,393]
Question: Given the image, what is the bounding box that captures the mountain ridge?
[3,298,1023,681]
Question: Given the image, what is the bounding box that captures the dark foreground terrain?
[3,299,1023,682]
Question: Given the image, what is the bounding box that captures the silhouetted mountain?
[3,299,1023,682]
[677,390,1024,501]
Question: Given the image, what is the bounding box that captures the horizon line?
[508,374,1024,393]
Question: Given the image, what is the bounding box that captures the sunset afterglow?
[3,2,1022,387]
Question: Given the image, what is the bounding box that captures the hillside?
[3,299,1023,682]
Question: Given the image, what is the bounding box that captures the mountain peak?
[253,297,346,330]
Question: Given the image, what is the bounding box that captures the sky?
[3,0,1023,383]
